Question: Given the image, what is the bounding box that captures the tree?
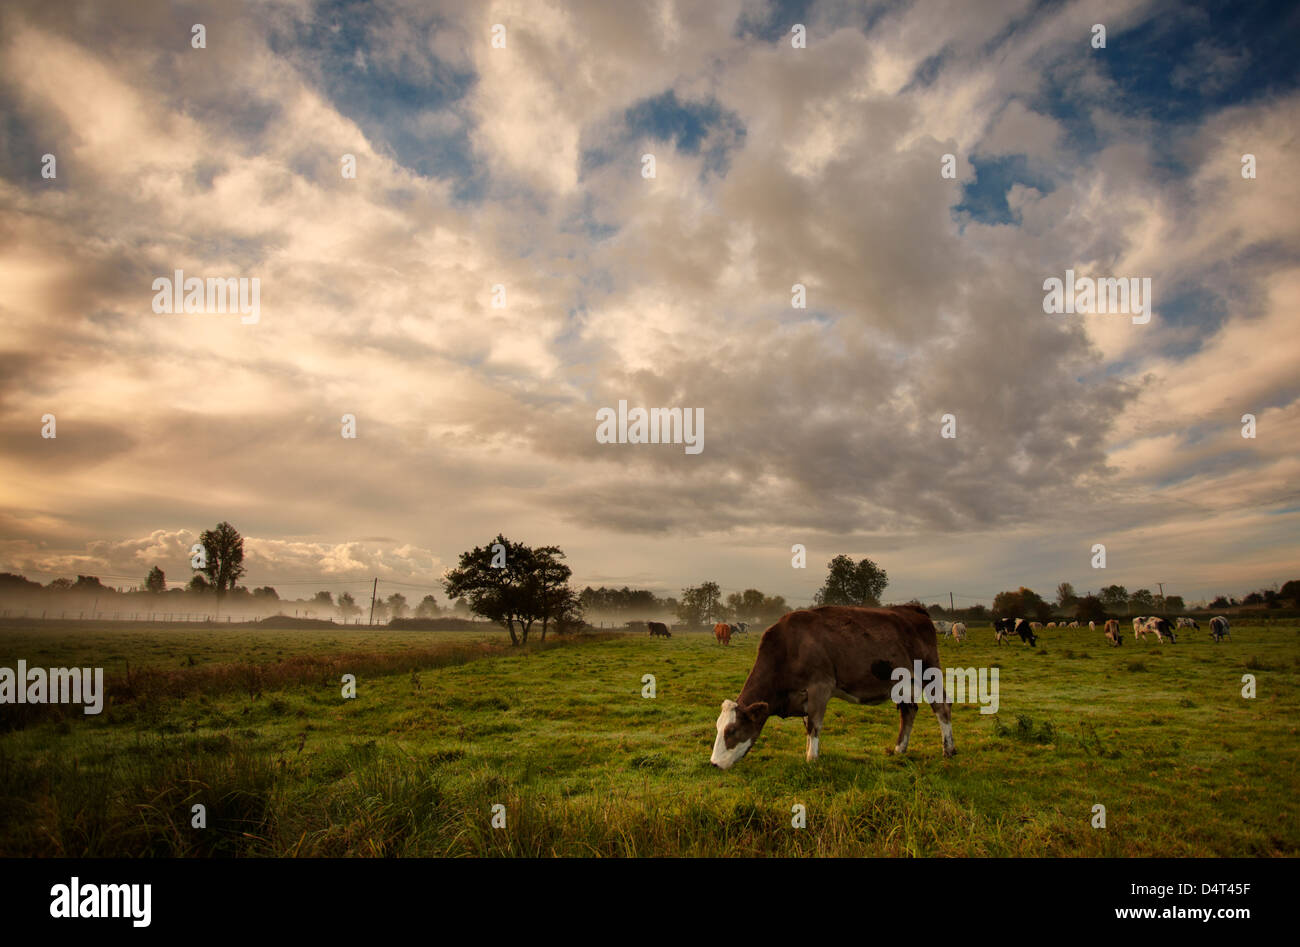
[1210,595,1231,609]
[145,566,166,594]
[676,582,723,627]
[1242,591,1264,606]
[385,592,409,620]
[725,588,790,626]
[73,575,109,594]
[197,521,246,616]
[1055,582,1077,610]
[252,586,279,600]
[443,535,580,645]
[187,574,210,595]
[814,555,888,607]
[531,545,578,641]
[312,591,334,608]
[1164,595,1185,613]
[1099,585,1129,613]
[1280,579,1300,602]
[1129,588,1156,613]
[991,587,1051,622]
[338,592,361,622]
[415,594,440,618]
[1074,594,1107,623]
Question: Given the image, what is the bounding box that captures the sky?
[0,0,1297,610]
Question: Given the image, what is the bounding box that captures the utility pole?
[949,591,955,613]
[1157,582,1165,610]
[368,578,378,626]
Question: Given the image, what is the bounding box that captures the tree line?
[5,524,1297,639]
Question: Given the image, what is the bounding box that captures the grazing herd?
[650,614,1233,650]
[637,606,1242,771]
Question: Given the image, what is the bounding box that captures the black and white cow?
[1209,616,1230,642]
[994,617,1037,646]
[1176,617,1199,631]
[1145,617,1176,643]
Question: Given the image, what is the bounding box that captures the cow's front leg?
[803,685,831,761]
[894,702,918,755]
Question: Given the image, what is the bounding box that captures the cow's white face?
[711,699,759,769]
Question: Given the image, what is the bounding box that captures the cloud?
[0,0,1296,606]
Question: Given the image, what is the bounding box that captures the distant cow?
[714,622,732,645]
[1103,619,1122,646]
[1145,617,1176,643]
[934,620,953,636]
[1029,621,1043,632]
[1067,621,1080,628]
[710,605,954,769]
[1046,622,1057,629]
[648,621,671,638]
[1209,616,1230,642]
[1088,620,1097,631]
[1176,617,1199,631]
[951,621,966,642]
[1132,616,1149,639]
[730,622,749,635]
[994,617,1037,646]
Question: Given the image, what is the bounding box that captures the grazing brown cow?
[713,622,732,645]
[1104,619,1122,646]
[648,621,671,638]
[710,605,954,768]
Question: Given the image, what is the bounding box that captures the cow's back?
[758,605,938,705]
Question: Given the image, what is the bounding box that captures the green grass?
[0,621,1296,856]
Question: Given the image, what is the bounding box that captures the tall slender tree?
[197,521,246,617]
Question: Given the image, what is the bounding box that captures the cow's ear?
[741,701,769,721]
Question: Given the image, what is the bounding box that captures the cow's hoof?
[944,748,957,759]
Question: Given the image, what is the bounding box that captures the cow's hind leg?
[894,702,918,755]
[929,688,956,758]
[803,683,831,762]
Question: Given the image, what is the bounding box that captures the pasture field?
[0,620,1297,857]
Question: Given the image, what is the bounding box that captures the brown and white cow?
[710,605,955,768]
[951,621,967,642]
[1103,619,1122,646]
[713,622,732,645]
[648,621,672,638]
